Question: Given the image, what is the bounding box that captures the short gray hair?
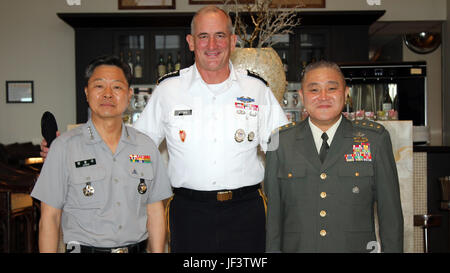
[190,5,234,35]
[300,60,346,87]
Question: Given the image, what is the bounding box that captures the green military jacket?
[264,117,404,253]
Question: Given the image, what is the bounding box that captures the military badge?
[353,131,369,143]
[235,102,245,109]
[174,109,192,116]
[345,154,355,162]
[83,182,94,197]
[179,130,186,142]
[345,142,372,162]
[248,131,255,142]
[129,154,151,163]
[138,179,147,194]
[235,129,245,143]
[236,96,255,103]
[75,158,96,168]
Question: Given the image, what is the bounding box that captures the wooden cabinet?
[58,11,384,123]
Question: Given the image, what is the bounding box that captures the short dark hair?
[84,55,133,87]
[300,60,345,87]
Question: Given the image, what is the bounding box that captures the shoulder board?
[268,122,298,144]
[273,122,299,134]
[156,70,180,85]
[247,70,269,87]
[352,119,385,133]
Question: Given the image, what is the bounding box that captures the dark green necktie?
[319,132,329,163]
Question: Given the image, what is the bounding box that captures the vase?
[230,47,287,105]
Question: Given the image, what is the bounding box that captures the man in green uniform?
[264,60,404,253]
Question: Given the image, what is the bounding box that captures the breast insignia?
[156,70,180,85]
[247,70,269,87]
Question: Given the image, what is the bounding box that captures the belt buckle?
[111,247,128,253]
[217,191,232,202]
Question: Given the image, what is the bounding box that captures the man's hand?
[40,131,60,159]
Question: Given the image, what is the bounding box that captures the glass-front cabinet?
[116,32,147,84]
[113,30,194,124]
[114,30,192,85]
[272,28,329,122]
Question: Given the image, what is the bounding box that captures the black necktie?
[319,132,329,163]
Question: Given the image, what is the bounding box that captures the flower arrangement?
[223,0,303,48]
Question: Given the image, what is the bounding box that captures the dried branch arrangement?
[223,0,303,48]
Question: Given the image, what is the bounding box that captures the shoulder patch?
[156,70,180,85]
[247,70,269,87]
[352,119,385,133]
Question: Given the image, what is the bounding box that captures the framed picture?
[118,0,175,10]
[189,0,252,4]
[272,0,325,8]
[6,81,34,103]
[189,0,325,7]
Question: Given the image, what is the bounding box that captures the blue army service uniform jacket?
[264,117,404,253]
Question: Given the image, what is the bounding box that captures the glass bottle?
[344,93,355,120]
[382,85,393,111]
[157,54,166,77]
[345,94,353,113]
[282,52,288,74]
[134,51,143,79]
[166,53,174,73]
[174,52,181,71]
[127,51,134,75]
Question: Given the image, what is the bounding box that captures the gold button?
[377,125,381,129]
[320,230,327,237]
[369,123,374,127]
[320,173,327,180]
[320,192,327,199]
[320,210,327,217]
[292,122,296,126]
[362,122,366,126]
[288,173,293,178]
[355,172,360,177]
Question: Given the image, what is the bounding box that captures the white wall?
[0,0,447,145]
[0,0,75,145]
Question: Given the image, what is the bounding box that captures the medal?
[138,179,147,194]
[83,182,94,197]
[179,130,186,142]
[248,131,255,142]
[129,154,151,163]
[234,129,245,143]
[345,142,372,162]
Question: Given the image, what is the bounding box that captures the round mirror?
[403,32,441,54]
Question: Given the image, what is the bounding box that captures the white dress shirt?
[134,62,288,191]
[308,115,343,154]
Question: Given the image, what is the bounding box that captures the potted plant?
[223,0,302,103]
